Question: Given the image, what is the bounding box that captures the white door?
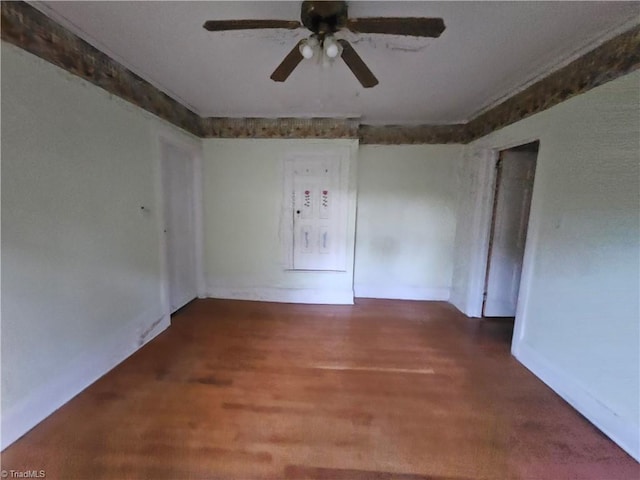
[285,153,348,271]
[483,150,537,317]
[161,142,197,313]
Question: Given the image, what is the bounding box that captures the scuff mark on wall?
[138,317,165,346]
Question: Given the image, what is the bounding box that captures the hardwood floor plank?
[283,465,471,479]
[2,299,638,479]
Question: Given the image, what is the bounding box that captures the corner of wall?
[513,339,639,461]
[1,311,169,450]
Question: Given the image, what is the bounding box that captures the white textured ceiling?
[34,1,639,124]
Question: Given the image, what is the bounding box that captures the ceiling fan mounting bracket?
[300,1,348,36]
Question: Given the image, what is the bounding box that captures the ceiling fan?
[203,1,445,88]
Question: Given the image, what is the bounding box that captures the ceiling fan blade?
[346,17,445,37]
[270,41,305,82]
[337,40,378,88]
[203,19,302,31]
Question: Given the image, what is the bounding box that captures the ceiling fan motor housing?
[301,1,348,36]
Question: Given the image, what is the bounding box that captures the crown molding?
[465,23,640,141]
[2,2,639,144]
[466,16,640,122]
[1,1,202,137]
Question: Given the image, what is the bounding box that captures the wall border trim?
[200,117,360,139]
[465,24,640,141]
[2,2,638,144]
[358,124,467,145]
[0,1,202,136]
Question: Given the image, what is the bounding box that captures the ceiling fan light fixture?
[203,0,445,88]
[300,43,314,59]
[323,35,341,58]
[208,1,445,87]
[299,35,320,59]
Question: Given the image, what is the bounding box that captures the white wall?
[354,145,463,300]
[201,138,358,304]
[1,42,198,449]
[451,71,640,460]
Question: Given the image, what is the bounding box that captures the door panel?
[288,155,346,271]
[162,143,197,313]
[484,151,537,317]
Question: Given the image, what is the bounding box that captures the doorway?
[160,139,198,313]
[483,141,539,318]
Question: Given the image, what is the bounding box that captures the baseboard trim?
[513,340,639,461]
[207,286,354,305]
[1,309,170,451]
[354,285,450,301]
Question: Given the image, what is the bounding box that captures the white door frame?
[463,138,540,344]
[483,149,537,317]
[155,128,205,321]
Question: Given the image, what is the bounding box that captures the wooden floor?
[2,299,638,479]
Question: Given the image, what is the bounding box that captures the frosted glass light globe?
[325,43,339,58]
[301,44,314,59]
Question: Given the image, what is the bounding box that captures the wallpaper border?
[2,2,639,143]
